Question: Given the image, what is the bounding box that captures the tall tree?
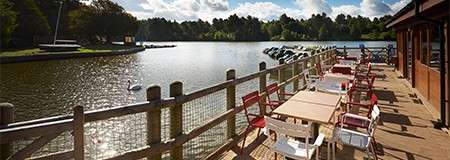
[1,0,17,48]
[11,0,50,47]
[68,0,137,43]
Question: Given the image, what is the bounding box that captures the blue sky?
[109,0,410,21]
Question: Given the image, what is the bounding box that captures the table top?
[316,81,348,95]
[289,91,341,107]
[273,100,337,124]
[333,64,356,70]
[339,60,359,65]
[324,73,355,81]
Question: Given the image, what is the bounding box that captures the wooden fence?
[0,48,337,160]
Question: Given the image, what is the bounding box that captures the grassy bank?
[0,45,137,57]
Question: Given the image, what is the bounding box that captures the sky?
[107,0,411,21]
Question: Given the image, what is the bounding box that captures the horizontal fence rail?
[0,49,337,160]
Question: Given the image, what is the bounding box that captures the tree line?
[1,0,137,49]
[1,0,395,49]
[137,13,395,42]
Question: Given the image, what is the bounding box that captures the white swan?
[127,80,142,91]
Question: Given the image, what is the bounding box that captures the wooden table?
[331,64,355,75]
[333,64,356,70]
[273,100,337,124]
[324,73,354,81]
[273,92,341,139]
[316,75,352,95]
[274,91,341,120]
[289,91,341,107]
[338,59,358,65]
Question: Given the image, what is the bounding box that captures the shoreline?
[0,47,145,64]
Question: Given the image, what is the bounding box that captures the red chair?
[343,56,358,61]
[315,63,325,77]
[263,83,294,112]
[359,48,373,64]
[241,91,266,155]
[338,94,378,129]
[353,74,376,92]
[355,63,374,83]
[331,66,352,75]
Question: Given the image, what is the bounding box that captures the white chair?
[266,116,325,160]
[330,105,380,160]
[302,69,320,90]
[320,60,333,72]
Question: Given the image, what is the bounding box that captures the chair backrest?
[266,116,312,138]
[315,63,323,76]
[370,94,378,105]
[366,94,378,118]
[242,91,260,123]
[266,83,279,95]
[369,74,376,86]
[266,116,313,156]
[367,63,372,74]
[265,116,312,155]
[368,105,380,136]
[347,87,355,102]
[302,69,311,85]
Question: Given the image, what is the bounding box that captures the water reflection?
[0,41,395,159]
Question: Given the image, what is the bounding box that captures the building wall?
[397,31,406,76]
[395,22,449,125]
[414,60,429,98]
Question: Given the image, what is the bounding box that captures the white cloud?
[111,0,412,21]
[204,0,229,11]
[231,2,304,21]
[331,5,361,18]
[330,0,410,19]
[295,0,332,17]
[389,0,411,13]
[360,0,392,17]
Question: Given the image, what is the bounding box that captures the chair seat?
[335,128,370,149]
[273,136,316,160]
[353,83,370,89]
[342,116,369,128]
[266,101,282,110]
[250,116,266,128]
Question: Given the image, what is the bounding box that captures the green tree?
[11,0,50,47]
[68,0,137,43]
[318,25,328,40]
[135,12,396,41]
[1,0,17,48]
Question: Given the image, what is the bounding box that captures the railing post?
[147,86,162,160]
[169,82,183,159]
[73,105,84,160]
[259,62,267,115]
[0,103,14,160]
[303,57,309,87]
[314,54,320,75]
[278,59,285,100]
[226,69,236,139]
[292,57,299,92]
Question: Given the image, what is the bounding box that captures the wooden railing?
[0,48,337,160]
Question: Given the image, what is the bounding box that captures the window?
[430,25,441,70]
[421,26,429,65]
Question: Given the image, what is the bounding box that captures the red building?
[386,0,449,126]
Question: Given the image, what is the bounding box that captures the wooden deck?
[220,64,450,160]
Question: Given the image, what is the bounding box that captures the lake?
[0,41,395,159]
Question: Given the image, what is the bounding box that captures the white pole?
[53,1,63,44]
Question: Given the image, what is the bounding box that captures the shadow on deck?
[219,65,450,160]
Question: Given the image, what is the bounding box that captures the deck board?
[220,65,450,160]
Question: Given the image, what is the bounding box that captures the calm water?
[0,41,394,121]
[0,41,394,159]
